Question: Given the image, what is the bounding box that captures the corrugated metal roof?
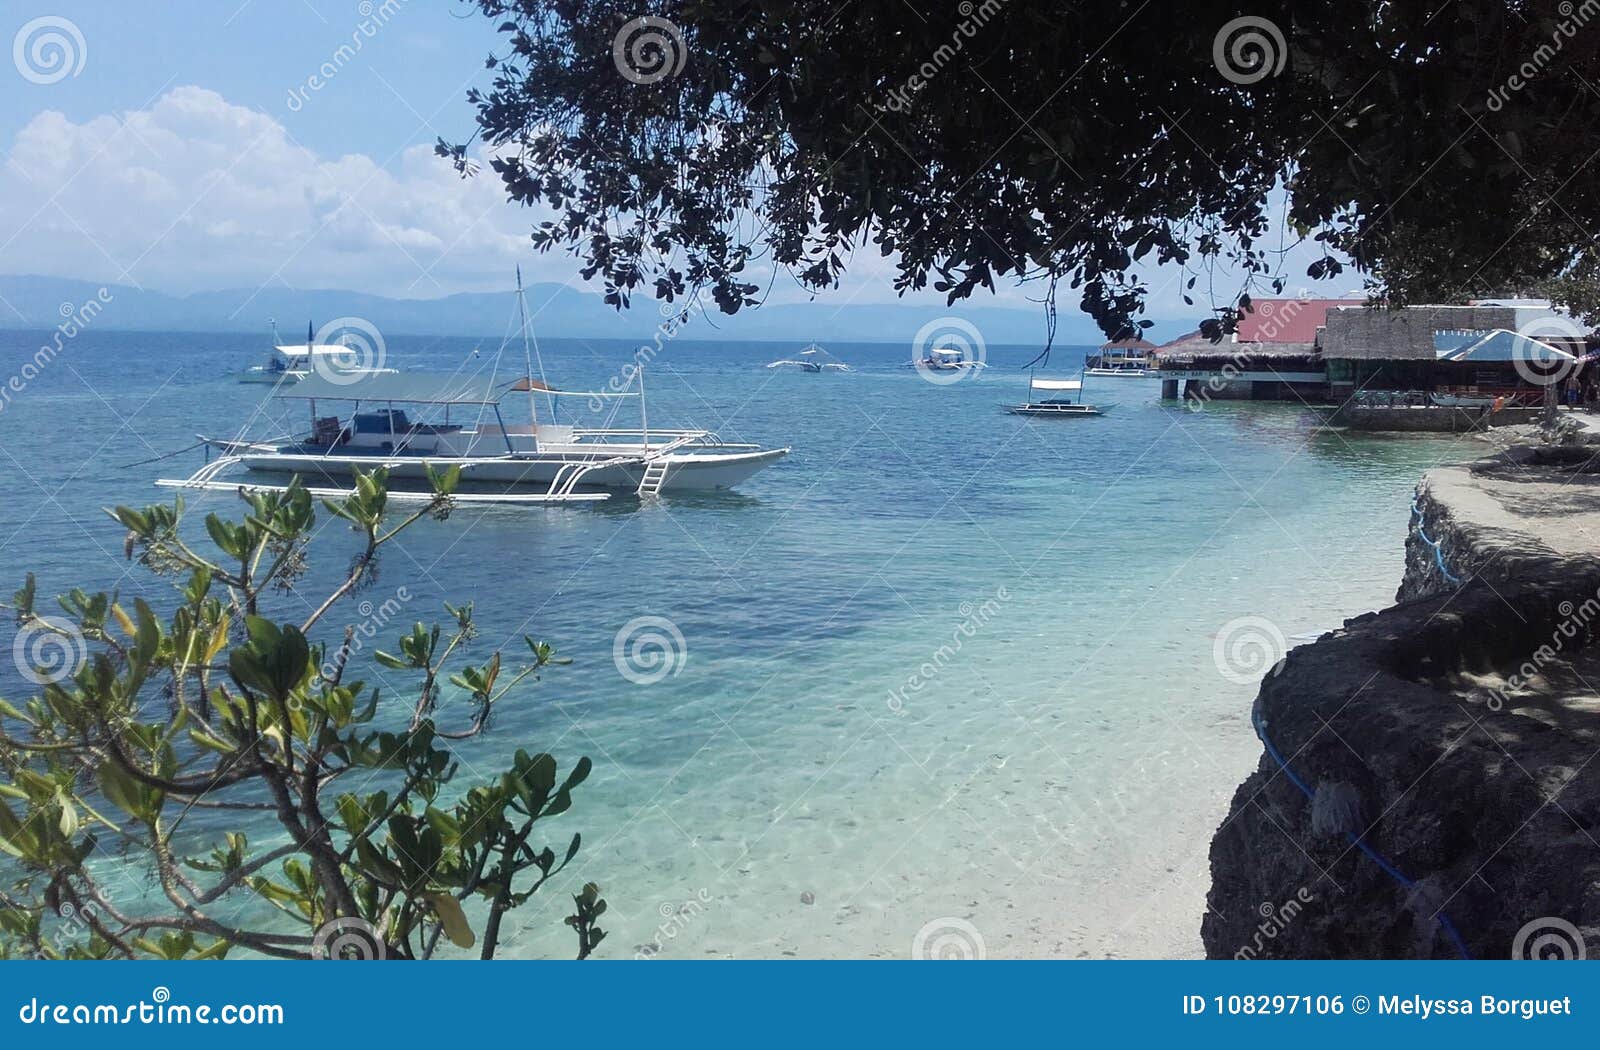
[1235,299,1365,343]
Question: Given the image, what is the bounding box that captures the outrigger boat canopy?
[273,372,639,404]
[1004,373,1108,417]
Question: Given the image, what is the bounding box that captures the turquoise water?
[0,330,1481,958]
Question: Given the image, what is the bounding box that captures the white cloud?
[0,86,1350,320]
[0,86,564,297]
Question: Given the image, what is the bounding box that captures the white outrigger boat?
[1004,375,1109,417]
[911,346,985,373]
[238,321,399,385]
[767,343,850,372]
[167,276,789,505]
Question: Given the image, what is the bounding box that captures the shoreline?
[1204,432,1600,959]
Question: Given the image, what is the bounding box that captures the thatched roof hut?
[1320,304,1548,360]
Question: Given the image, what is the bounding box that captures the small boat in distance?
[1005,374,1110,417]
[910,346,985,373]
[238,320,399,385]
[767,343,851,372]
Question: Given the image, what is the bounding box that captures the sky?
[0,0,1353,327]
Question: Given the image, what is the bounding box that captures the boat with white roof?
[238,321,399,385]
[171,277,789,504]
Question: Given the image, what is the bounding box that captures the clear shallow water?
[0,329,1482,958]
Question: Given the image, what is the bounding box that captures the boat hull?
[1005,403,1108,417]
[234,447,788,492]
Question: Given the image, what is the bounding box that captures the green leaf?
[429,892,475,949]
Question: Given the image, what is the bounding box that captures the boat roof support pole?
[493,402,516,455]
[639,364,649,449]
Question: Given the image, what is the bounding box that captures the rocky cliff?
[1203,446,1600,960]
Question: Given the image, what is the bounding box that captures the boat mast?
[639,364,649,447]
[516,265,537,430]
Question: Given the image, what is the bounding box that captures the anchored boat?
[238,321,399,385]
[169,277,789,505]
[1005,374,1110,417]
[908,346,985,374]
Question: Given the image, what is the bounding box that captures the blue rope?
[1411,498,1462,586]
[1253,707,1474,960]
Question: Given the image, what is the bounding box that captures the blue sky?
[1,1,1351,324]
[2,1,500,161]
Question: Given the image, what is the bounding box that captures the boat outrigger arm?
[158,370,789,503]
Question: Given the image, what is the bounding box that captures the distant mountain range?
[0,274,1196,346]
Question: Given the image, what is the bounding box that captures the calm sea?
[0,329,1477,958]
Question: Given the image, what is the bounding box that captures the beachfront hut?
[1146,297,1362,401]
[1320,304,1591,401]
[1086,336,1157,372]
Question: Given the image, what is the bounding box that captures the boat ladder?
[636,459,669,498]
